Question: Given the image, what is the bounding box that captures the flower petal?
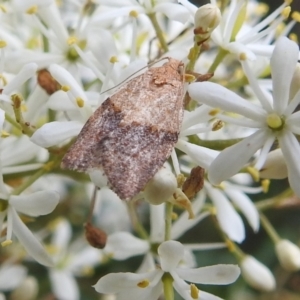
[9,191,59,217]
[158,240,184,272]
[30,121,82,148]
[2,63,38,95]
[8,207,53,266]
[49,270,79,300]
[271,37,299,114]
[208,129,268,185]
[94,270,163,300]
[105,232,149,260]
[278,130,300,198]
[155,3,190,23]
[176,264,240,284]
[0,264,27,291]
[176,139,218,169]
[224,187,259,232]
[205,184,245,243]
[188,82,266,121]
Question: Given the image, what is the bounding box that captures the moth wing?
[61,98,123,172]
[95,122,178,200]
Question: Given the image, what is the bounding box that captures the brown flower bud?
[37,69,61,95]
[182,166,205,199]
[84,222,107,249]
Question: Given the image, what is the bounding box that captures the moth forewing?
[61,58,185,200]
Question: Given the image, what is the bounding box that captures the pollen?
[76,98,85,107]
[0,5,7,13]
[266,113,283,129]
[289,33,298,43]
[26,5,38,14]
[190,284,199,299]
[129,10,139,18]
[1,130,9,138]
[0,40,7,48]
[209,108,220,116]
[67,36,78,45]
[61,85,70,92]
[247,166,260,182]
[292,11,300,22]
[239,52,247,61]
[137,279,150,288]
[1,239,12,247]
[261,179,270,193]
[255,3,269,16]
[281,6,291,19]
[110,56,118,64]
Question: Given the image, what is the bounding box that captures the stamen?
[266,113,283,129]
[137,279,150,288]
[76,98,85,108]
[61,85,70,92]
[26,5,38,14]
[190,284,199,299]
[1,240,12,247]
[261,179,270,193]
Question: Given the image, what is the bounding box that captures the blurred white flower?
[95,240,240,300]
[240,255,275,292]
[48,218,103,300]
[275,239,300,272]
[188,36,300,197]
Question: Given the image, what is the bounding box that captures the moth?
[61,58,185,200]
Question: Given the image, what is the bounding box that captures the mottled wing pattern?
[61,58,185,200]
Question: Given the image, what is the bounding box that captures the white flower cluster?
[0,0,299,299]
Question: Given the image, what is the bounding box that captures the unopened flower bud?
[144,167,177,205]
[194,4,221,38]
[275,239,300,271]
[85,222,107,249]
[10,276,38,300]
[259,149,288,179]
[37,69,61,95]
[240,255,276,292]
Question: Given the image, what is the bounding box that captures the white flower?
[0,189,59,266]
[0,263,27,292]
[143,166,178,205]
[240,255,275,292]
[92,0,191,24]
[188,36,300,197]
[275,239,300,271]
[0,112,58,267]
[48,218,103,300]
[180,0,292,60]
[204,180,260,243]
[95,240,240,300]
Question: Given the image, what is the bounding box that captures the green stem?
[260,213,281,243]
[11,94,35,137]
[186,41,201,71]
[126,202,148,240]
[255,188,293,211]
[165,202,173,241]
[148,13,168,53]
[225,75,248,90]
[11,159,60,195]
[5,113,21,131]
[188,135,242,150]
[208,48,228,73]
[162,273,174,300]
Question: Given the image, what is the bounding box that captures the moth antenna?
[100,57,170,95]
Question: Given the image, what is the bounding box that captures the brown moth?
[61,58,185,200]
